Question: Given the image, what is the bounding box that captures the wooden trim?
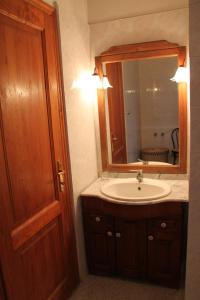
[11,201,61,250]
[101,40,180,56]
[25,0,54,15]
[96,40,187,173]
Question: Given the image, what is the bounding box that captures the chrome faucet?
[138,159,149,165]
[136,169,143,183]
[130,169,143,184]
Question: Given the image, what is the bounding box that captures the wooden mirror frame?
[95,40,187,173]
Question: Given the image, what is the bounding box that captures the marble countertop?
[81,177,189,205]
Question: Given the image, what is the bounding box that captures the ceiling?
[87,0,188,24]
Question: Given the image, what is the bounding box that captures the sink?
[100,178,171,202]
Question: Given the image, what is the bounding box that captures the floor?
[70,275,185,300]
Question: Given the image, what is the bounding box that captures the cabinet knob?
[95,216,101,223]
[161,222,167,228]
[107,231,113,237]
[148,235,154,241]
[116,232,121,238]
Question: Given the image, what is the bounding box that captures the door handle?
[57,161,65,192]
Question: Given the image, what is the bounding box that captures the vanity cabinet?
[82,196,184,288]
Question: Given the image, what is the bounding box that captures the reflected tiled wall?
[122,61,141,162]
[185,1,200,299]
[138,57,179,152]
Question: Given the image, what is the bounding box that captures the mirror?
[96,41,187,173]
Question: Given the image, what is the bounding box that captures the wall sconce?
[92,67,102,89]
[92,68,112,89]
[170,66,188,83]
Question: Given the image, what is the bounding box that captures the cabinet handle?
[95,216,101,223]
[148,235,154,241]
[107,231,113,237]
[161,222,167,228]
[116,232,121,238]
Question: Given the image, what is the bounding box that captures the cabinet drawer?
[83,213,114,233]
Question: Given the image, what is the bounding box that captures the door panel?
[115,219,146,278]
[0,1,78,299]
[83,213,115,275]
[85,231,115,275]
[147,218,181,287]
[19,218,65,300]
[0,15,57,224]
[106,63,127,163]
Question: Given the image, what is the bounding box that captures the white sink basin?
[101,178,171,202]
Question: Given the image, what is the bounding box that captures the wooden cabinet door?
[0,268,6,300]
[0,1,78,299]
[83,213,115,275]
[115,218,146,279]
[106,63,127,163]
[147,219,181,287]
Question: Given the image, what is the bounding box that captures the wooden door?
[106,63,127,163]
[147,219,181,287]
[115,218,146,279]
[0,1,78,299]
[83,213,115,275]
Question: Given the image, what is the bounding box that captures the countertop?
[81,177,189,205]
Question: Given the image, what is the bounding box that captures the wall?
[88,0,188,24]
[185,1,200,299]
[122,61,141,162]
[45,0,98,278]
[90,8,188,57]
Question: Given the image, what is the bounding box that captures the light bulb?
[170,67,188,83]
[102,75,112,89]
[92,68,102,89]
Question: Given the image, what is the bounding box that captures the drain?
[138,186,141,191]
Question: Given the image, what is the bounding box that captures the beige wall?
[45,0,98,278]
[88,0,188,24]
[185,1,200,299]
[90,8,188,57]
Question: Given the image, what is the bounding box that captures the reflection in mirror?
[96,41,187,173]
[104,56,179,166]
